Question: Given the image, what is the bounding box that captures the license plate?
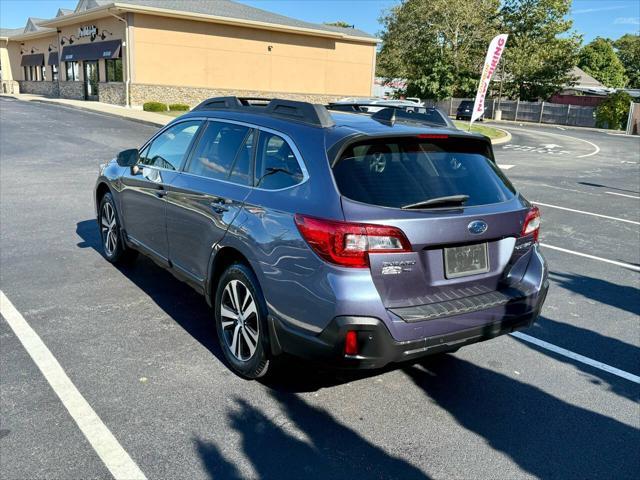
[444,243,489,279]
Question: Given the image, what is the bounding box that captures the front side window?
[333,137,516,209]
[66,61,79,81]
[105,58,123,82]
[255,132,304,189]
[139,121,202,170]
[185,121,253,184]
[52,64,58,81]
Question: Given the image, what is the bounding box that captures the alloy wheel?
[220,279,259,361]
[101,202,118,256]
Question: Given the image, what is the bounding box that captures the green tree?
[613,34,640,88]
[377,0,501,99]
[578,37,627,88]
[500,0,581,101]
[596,91,633,130]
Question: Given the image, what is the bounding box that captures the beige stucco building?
[1,0,378,107]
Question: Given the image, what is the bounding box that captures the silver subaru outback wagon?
[95,97,548,379]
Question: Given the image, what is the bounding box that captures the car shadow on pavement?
[549,271,640,318]
[76,219,389,391]
[577,181,640,195]
[404,355,640,480]
[76,219,227,366]
[518,316,640,402]
[194,391,429,480]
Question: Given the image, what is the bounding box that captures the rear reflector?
[521,206,541,242]
[294,214,411,268]
[345,331,358,356]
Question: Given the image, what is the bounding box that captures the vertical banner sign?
[471,34,508,125]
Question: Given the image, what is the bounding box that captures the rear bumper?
[269,279,549,369]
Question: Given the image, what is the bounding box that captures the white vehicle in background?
[335,97,424,112]
[328,97,455,128]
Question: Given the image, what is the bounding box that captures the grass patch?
[453,120,506,140]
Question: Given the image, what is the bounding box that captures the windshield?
[332,137,516,209]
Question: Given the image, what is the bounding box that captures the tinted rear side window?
[255,132,304,189]
[332,137,515,209]
[185,121,252,184]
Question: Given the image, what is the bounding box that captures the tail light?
[344,331,358,356]
[294,214,411,268]
[521,207,541,242]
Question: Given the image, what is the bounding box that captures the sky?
[1,0,639,43]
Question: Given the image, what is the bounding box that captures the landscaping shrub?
[169,103,190,111]
[596,91,632,130]
[143,101,168,112]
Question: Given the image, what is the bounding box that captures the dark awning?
[20,53,45,67]
[61,40,121,62]
[47,51,59,66]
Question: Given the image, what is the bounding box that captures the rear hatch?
[332,134,532,311]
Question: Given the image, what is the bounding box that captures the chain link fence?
[423,98,597,128]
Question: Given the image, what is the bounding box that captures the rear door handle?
[210,198,230,213]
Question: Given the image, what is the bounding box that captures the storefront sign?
[78,25,97,38]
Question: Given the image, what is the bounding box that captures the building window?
[51,64,58,81]
[66,61,79,81]
[29,65,35,81]
[105,58,123,82]
[41,65,46,81]
[23,66,29,81]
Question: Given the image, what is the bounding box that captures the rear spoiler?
[328,132,495,168]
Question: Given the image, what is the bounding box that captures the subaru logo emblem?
[468,220,488,235]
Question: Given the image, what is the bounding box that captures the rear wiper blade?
[402,195,469,209]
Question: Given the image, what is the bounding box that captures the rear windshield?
[332,137,516,209]
[459,101,473,108]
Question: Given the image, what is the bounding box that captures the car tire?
[215,262,271,379]
[98,192,137,264]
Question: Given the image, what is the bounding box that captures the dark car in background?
[456,100,485,121]
[94,97,548,379]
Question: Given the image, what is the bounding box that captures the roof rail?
[193,96,335,128]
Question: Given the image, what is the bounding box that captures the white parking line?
[499,125,600,158]
[511,332,640,384]
[540,244,640,272]
[533,201,640,226]
[605,191,640,200]
[0,291,147,480]
[498,164,515,170]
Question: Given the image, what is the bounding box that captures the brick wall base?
[59,81,84,100]
[18,81,59,97]
[130,83,345,108]
[98,83,125,105]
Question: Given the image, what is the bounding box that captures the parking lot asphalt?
[1,97,639,480]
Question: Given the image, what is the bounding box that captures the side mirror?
[116,148,139,167]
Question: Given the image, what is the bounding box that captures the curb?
[491,128,512,145]
[2,94,166,128]
[29,98,167,128]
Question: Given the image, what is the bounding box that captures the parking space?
[1,97,639,479]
